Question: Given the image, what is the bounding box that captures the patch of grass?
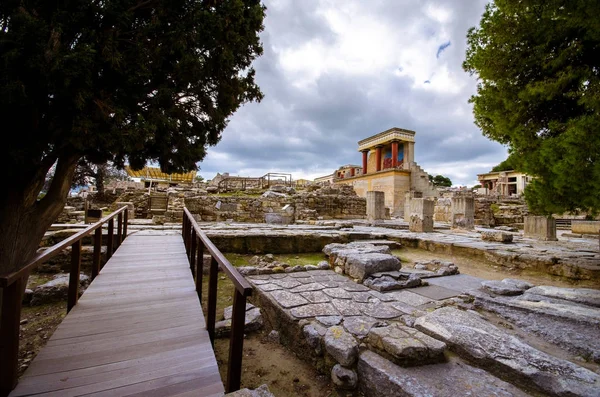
[224,252,327,267]
[490,203,500,214]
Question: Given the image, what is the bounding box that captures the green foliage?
[428,174,453,187]
[464,0,600,215]
[491,153,520,172]
[1,0,265,181]
[472,184,482,189]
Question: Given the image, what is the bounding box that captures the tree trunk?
[0,155,79,275]
[95,166,106,196]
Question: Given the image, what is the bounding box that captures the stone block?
[366,191,386,221]
[357,351,530,397]
[414,307,600,397]
[480,230,513,243]
[524,216,557,241]
[115,201,135,219]
[408,198,434,233]
[324,326,359,366]
[264,212,293,224]
[571,220,600,235]
[451,196,474,230]
[366,323,446,366]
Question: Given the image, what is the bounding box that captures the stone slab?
[358,350,530,397]
[415,307,600,397]
[410,285,462,300]
[381,290,433,306]
[290,303,339,318]
[269,290,309,308]
[424,274,484,293]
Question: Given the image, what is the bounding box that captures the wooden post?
[107,218,114,261]
[67,241,82,313]
[195,239,204,302]
[207,256,219,345]
[190,229,197,276]
[226,289,247,393]
[117,212,123,247]
[92,227,102,280]
[0,276,26,397]
[123,209,128,239]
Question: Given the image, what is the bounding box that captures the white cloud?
[197,0,503,187]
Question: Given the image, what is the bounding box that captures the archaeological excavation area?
[29,174,600,397]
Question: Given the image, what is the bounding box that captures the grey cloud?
[198,0,504,185]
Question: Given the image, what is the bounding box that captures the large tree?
[464,0,600,215]
[0,0,265,274]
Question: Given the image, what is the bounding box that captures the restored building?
[334,127,438,216]
[477,170,531,196]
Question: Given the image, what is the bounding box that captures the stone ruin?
[244,240,600,397]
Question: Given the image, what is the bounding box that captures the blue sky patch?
[436,41,451,58]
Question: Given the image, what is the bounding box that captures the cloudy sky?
[199,0,506,186]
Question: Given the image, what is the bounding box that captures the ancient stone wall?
[185,186,366,223]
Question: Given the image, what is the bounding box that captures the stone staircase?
[409,162,439,197]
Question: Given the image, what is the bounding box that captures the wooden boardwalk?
[11,233,224,397]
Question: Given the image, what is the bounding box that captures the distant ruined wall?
[185,186,366,223]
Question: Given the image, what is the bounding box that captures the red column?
[391,141,398,168]
[362,151,368,174]
[375,146,382,172]
[350,168,355,177]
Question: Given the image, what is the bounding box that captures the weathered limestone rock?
[366,323,446,366]
[331,364,357,390]
[525,285,600,307]
[408,198,434,233]
[405,260,459,278]
[472,289,600,364]
[115,201,135,219]
[324,326,359,366]
[225,384,274,397]
[571,220,600,235]
[414,307,600,396]
[215,305,263,338]
[342,316,385,340]
[451,195,474,230]
[358,350,529,397]
[30,273,90,305]
[480,230,513,243]
[524,215,557,241]
[363,273,421,292]
[303,322,326,355]
[366,191,386,221]
[480,279,532,296]
[323,242,400,281]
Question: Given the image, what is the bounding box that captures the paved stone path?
[247,270,444,321]
[197,220,600,281]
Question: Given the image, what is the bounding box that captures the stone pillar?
[375,146,382,172]
[451,196,474,230]
[115,201,135,219]
[404,191,423,222]
[391,141,399,168]
[524,216,557,241]
[362,150,368,174]
[366,191,386,221]
[408,198,434,232]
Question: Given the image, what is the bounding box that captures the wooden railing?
[0,206,128,397]
[182,208,252,393]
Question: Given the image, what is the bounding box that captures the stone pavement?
[247,267,600,396]
[197,220,600,282]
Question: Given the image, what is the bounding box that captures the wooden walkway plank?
[10,234,224,397]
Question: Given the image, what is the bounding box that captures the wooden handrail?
[182,207,252,393]
[0,206,128,288]
[0,206,128,397]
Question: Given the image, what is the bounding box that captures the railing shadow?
[181,207,252,393]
